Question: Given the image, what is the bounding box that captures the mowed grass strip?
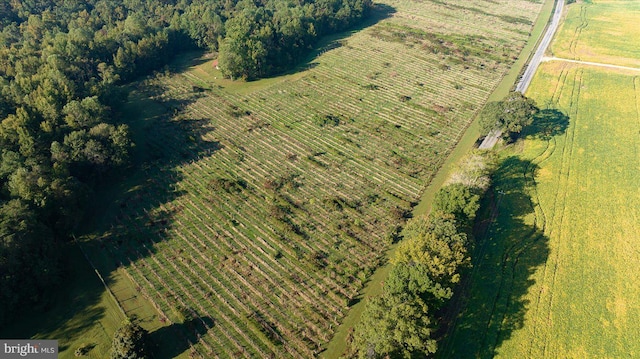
[83,0,545,357]
[439,62,640,358]
[551,0,640,67]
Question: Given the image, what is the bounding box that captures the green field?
[551,0,640,67]
[64,0,547,357]
[0,245,126,358]
[439,58,640,358]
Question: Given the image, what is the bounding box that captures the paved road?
[515,0,565,93]
[542,56,640,72]
[479,0,564,150]
[478,129,502,150]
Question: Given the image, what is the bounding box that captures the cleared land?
[439,2,640,355]
[79,0,544,357]
[550,0,640,67]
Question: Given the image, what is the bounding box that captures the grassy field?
[0,244,126,358]
[66,0,546,357]
[438,60,640,357]
[550,0,640,67]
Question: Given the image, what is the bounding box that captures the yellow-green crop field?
[551,0,640,67]
[439,2,640,355]
[513,63,640,358]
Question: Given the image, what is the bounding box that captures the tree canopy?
[351,148,499,358]
[218,0,372,79]
[352,214,470,358]
[432,183,481,223]
[478,92,539,139]
[394,214,470,288]
[0,0,373,326]
[446,151,497,191]
[353,291,437,358]
[110,320,149,359]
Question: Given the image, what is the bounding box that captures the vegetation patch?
[368,23,514,68]
[347,150,496,358]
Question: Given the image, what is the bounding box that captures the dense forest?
[0,0,371,326]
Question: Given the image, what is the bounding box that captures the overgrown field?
[82,0,544,357]
[438,62,640,357]
[551,0,640,67]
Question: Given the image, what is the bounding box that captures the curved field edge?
[72,1,548,359]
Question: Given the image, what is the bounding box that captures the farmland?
[438,3,640,355]
[550,0,640,67]
[520,63,640,358]
[78,0,545,357]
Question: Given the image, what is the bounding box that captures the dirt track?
[541,56,640,72]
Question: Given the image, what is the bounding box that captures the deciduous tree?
[432,183,481,223]
[394,214,470,287]
[479,92,539,140]
[110,320,149,359]
[353,292,436,358]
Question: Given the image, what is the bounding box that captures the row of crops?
[85,0,544,357]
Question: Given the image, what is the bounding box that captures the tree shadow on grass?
[82,77,222,245]
[264,3,397,78]
[438,108,571,357]
[525,109,570,141]
[0,80,217,356]
[148,316,215,358]
[436,156,550,358]
[0,243,109,354]
[167,51,211,75]
[75,76,224,356]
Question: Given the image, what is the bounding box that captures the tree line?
[478,91,539,142]
[218,0,372,79]
[0,0,371,326]
[346,151,497,358]
[345,92,539,357]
